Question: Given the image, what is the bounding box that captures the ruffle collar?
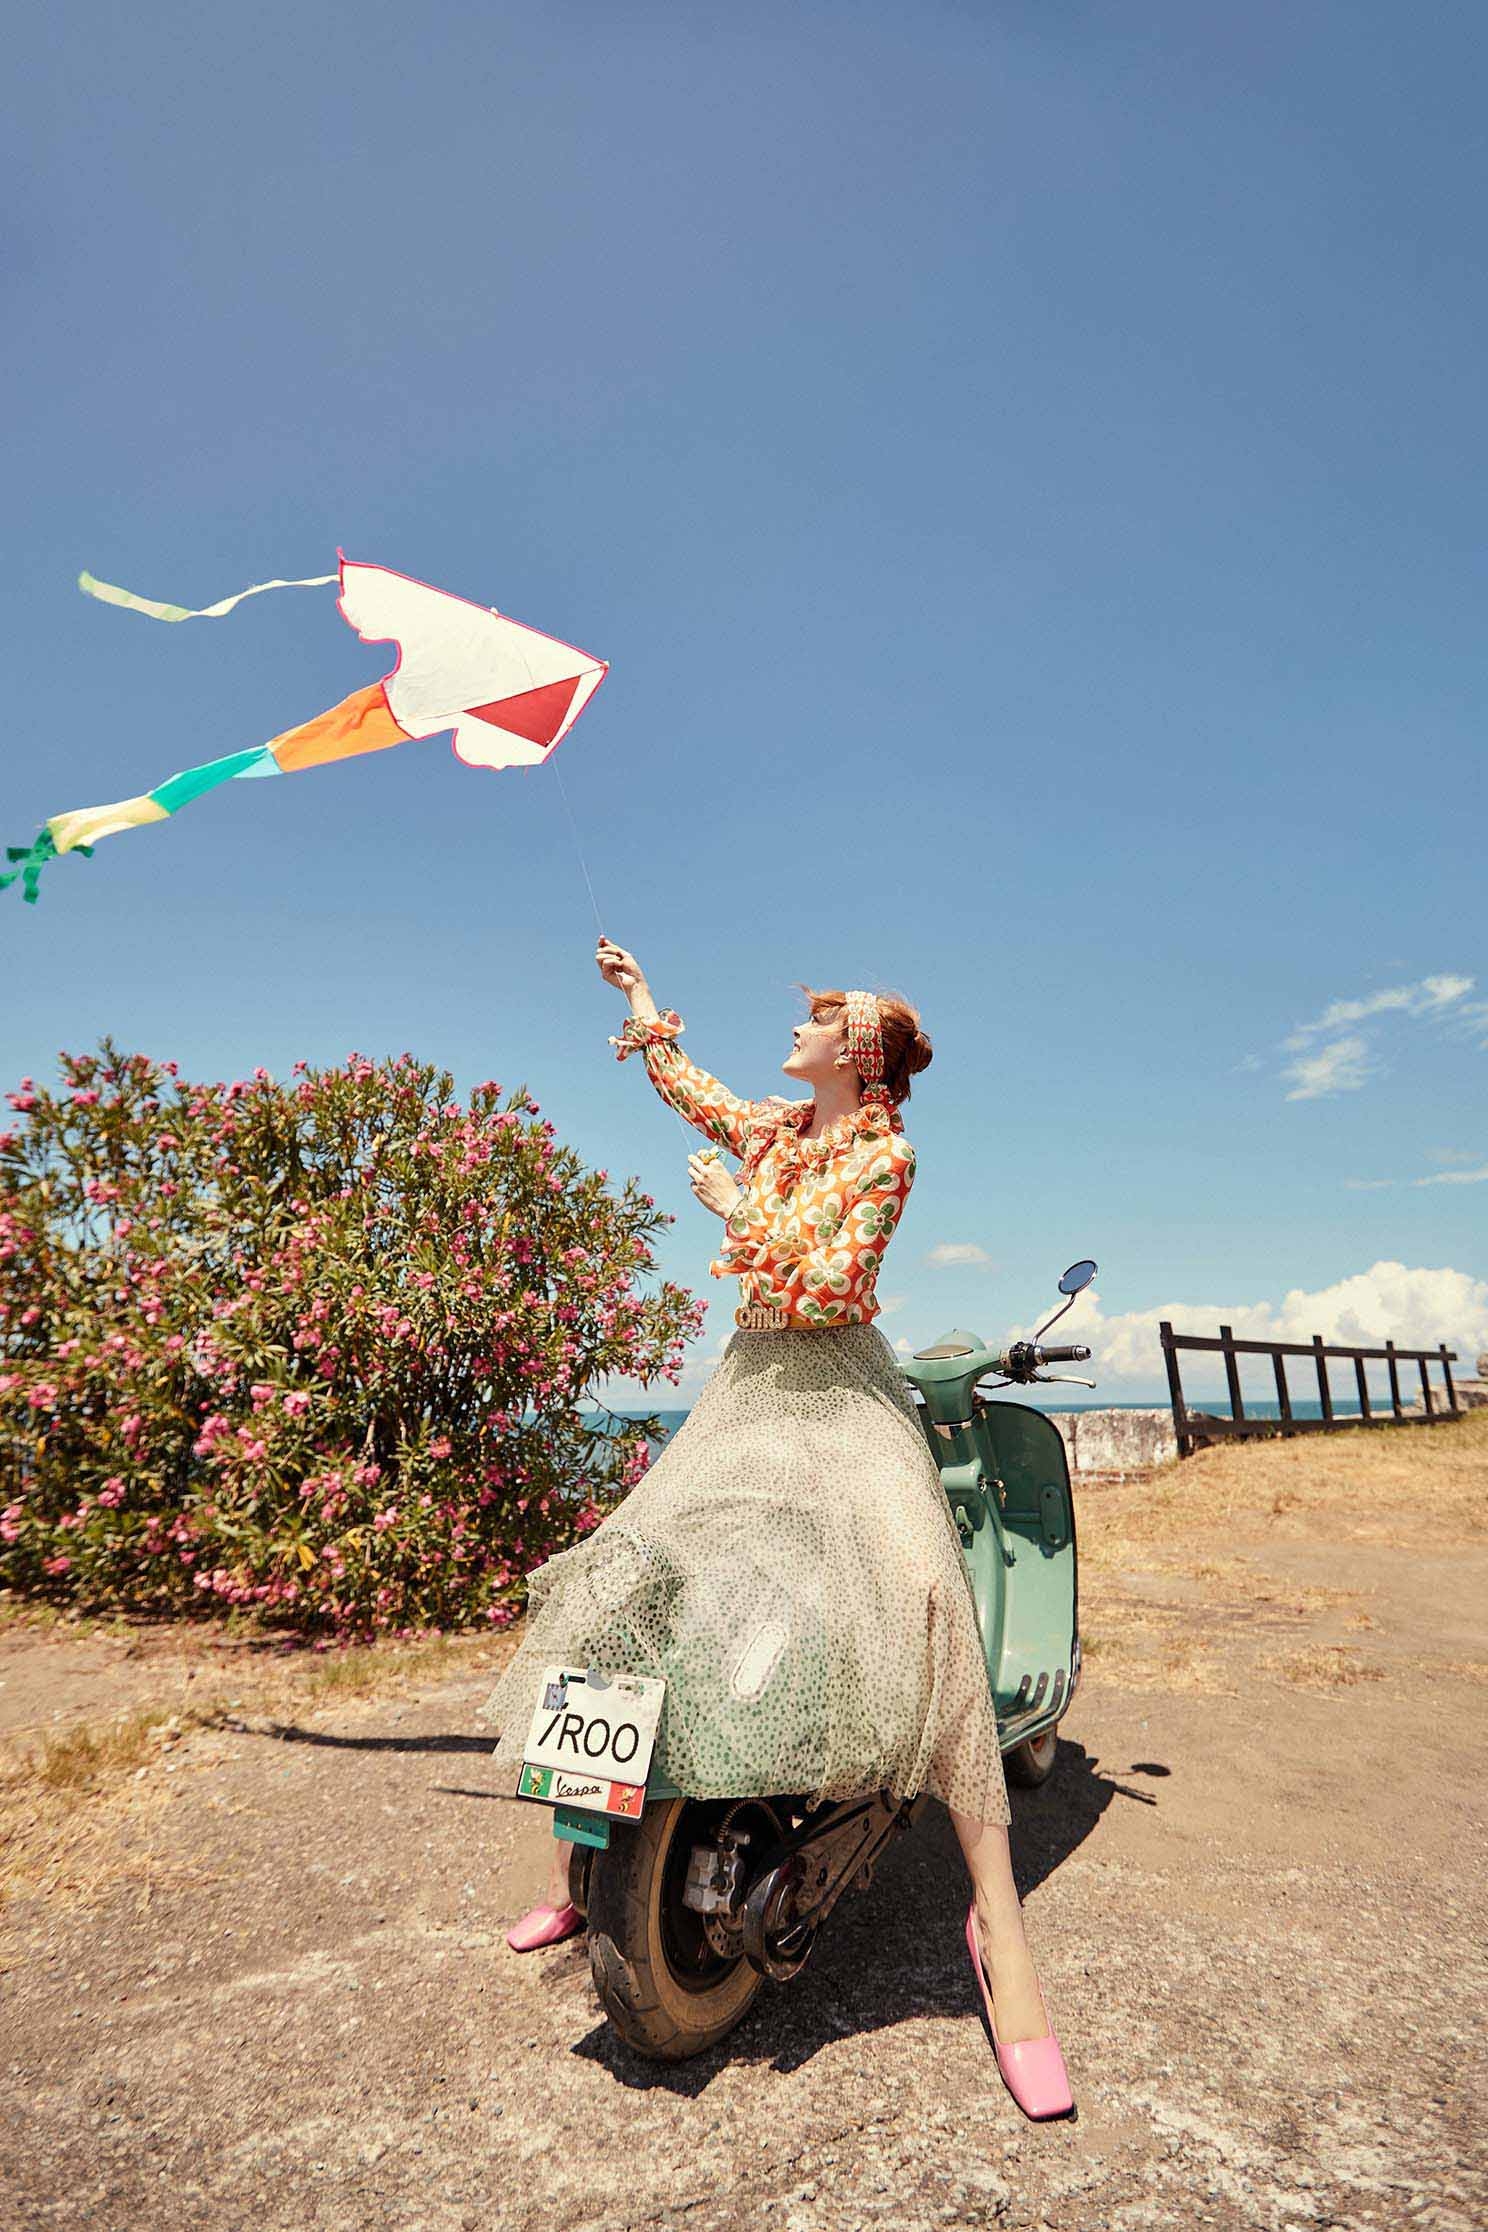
[750,1093,903,1184]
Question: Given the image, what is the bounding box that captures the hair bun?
[907,1028,933,1076]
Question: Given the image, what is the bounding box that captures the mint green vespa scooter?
[536,1260,1097,2062]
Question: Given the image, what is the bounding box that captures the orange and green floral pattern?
[612,1009,915,1328]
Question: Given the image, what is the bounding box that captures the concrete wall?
[1403,1375,1487,1416]
[1045,1407,1178,1477]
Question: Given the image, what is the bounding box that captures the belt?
[734,1303,793,1330]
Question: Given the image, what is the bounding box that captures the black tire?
[585,1796,765,2062]
[1004,1726,1059,1788]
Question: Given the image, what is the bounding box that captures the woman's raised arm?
[598,938,761,1158]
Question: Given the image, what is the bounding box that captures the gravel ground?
[2,1459,1485,2231]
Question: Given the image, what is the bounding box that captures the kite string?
[550,757,606,939]
[548,756,702,1162]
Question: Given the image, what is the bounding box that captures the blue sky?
[3,3,1483,1402]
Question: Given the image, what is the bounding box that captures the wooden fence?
[1159,1322,1460,1458]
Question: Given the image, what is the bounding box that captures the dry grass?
[1079,1617,1241,1694]
[1082,1405,1488,1572]
[1261,1644,1386,1690]
[24,1701,187,1791]
[1079,1407,1487,1693]
[0,1620,518,1914]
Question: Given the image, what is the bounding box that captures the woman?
[477,940,1073,2117]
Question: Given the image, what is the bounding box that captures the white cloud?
[1344,1155,1488,1190]
[1286,973,1475,1044]
[926,1242,993,1267]
[876,1293,908,1315]
[1282,1035,1375,1101]
[1026,1261,1488,1394]
[1265,972,1477,1099]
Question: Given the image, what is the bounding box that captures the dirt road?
[3,1416,1485,2231]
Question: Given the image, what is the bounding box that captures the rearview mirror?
[1058,1259,1097,1296]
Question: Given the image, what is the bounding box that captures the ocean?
[592,1395,1383,1449]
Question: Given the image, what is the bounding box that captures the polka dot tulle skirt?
[477,1324,1012,1826]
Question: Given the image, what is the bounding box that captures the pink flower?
[43,1554,72,1575]
[193,1413,229,1457]
[27,1383,57,1411]
[428,1436,452,1461]
[96,1478,126,1508]
[282,1391,311,1418]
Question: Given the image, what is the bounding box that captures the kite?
[2,556,609,901]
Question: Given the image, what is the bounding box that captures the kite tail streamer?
[78,568,338,623]
[0,830,88,905]
[2,685,407,902]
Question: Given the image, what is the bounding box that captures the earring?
[833,1055,852,1068]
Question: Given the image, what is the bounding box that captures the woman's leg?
[543,1833,573,1909]
[950,1807,1052,2043]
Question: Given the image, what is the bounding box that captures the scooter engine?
[682,1798,784,1959]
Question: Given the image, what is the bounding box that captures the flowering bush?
[0,1039,699,1639]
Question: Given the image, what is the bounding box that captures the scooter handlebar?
[984,1340,1092,1382]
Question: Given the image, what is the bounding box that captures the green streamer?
[0,828,92,905]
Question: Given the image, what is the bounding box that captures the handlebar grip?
[1037,1344,1091,1364]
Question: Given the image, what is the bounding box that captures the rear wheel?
[1004,1726,1059,1787]
[585,1797,765,2061]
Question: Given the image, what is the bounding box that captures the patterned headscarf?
[844,989,895,1111]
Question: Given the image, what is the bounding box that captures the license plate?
[517,1665,665,1820]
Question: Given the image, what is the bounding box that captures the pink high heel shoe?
[964,1904,1075,2120]
[505,1900,584,1953]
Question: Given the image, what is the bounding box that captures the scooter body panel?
[975,1400,1078,1732]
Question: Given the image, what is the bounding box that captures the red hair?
[794,983,933,1107]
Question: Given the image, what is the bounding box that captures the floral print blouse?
[611,1008,915,1329]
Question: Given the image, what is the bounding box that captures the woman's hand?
[688,1149,742,1217]
[596,937,656,1013]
